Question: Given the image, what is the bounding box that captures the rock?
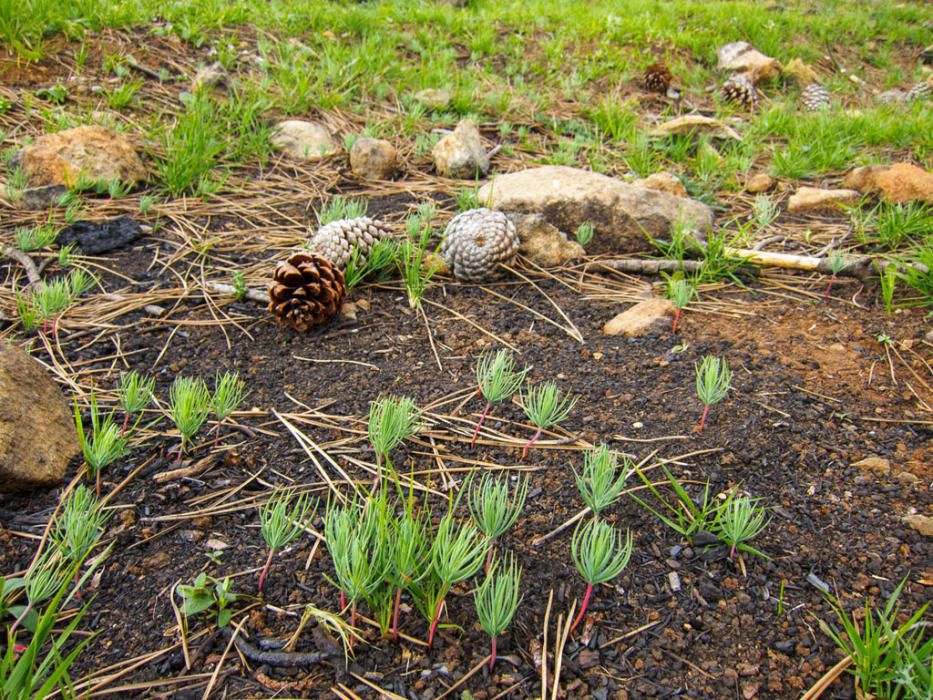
[603,299,674,337]
[349,137,398,179]
[878,89,907,105]
[432,119,489,179]
[192,62,227,91]
[649,115,742,141]
[787,187,861,213]
[782,58,820,85]
[635,171,687,198]
[478,166,711,255]
[876,163,933,204]
[852,456,891,476]
[896,471,919,487]
[510,213,584,266]
[842,165,887,195]
[57,216,143,255]
[904,514,933,538]
[0,344,79,492]
[413,88,451,110]
[22,184,69,209]
[270,120,338,161]
[717,42,781,83]
[15,125,146,189]
[746,173,775,193]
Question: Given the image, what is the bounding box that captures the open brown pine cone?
[268,252,346,331]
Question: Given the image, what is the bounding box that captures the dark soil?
[2,227,931,699]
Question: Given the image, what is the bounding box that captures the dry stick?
[541,590,553,700]
[550,601,577,700]
[436,654,493,699]
[479,286,580,343]
[501,263,583,342]
[423,298,519,352]
[2,245,41,285]
[419,302,443,371]
[348,674,408,700]
[218,626,333,666]
[272,410,348,503]
[800,656,853,700]
[596,258,703,275]
[204,281,270,304]
[598,619,661,649]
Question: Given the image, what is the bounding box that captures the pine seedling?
[117,370,154,435]
[257,488,316,592]
[471,349,527,447]
[317,196,368,225]
[396,202,439,309]
[824,250,846,297]
[468,472,528,573]
[168,376,211,463]
[345,239,398,290]
[695,356,731,432]
[73,391,130,497]
[575,221,594,247]
[7,550,70,636]
[231,270,248,300]
[427,513,488,648]
[517,381,577,459]
[367,395,421,482]
[570,517,633,633]
[573,444,632,516]
[665,275,696,333]
[15,223,58,252]
[210,370,249,447]
[51,485,110,572]
[474,553,523,670]
[714,494,770,561]
[388,492,430,641]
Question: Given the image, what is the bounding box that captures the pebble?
[668,571,682,592]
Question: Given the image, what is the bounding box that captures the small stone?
[876,163,933,204]
[851,456,891,476]
[413,88,451,110]
[510,213,584,266]
[21,184,69,209]
[904,514,933,537]
[15,125,147,189]
[270,120,338,161]
[843,165,887,195]
[787,187,861,213]
[668,571,682,592]
[746,173,775,193]
[192,62,227,91]
[649,115,742,141]
[205,538,229,551]
[635,171,687,198]
[717,41,781,83]
[603,299,675,337]
[349,137,398,179]
[896,471,919,486]
[432,119,489,179]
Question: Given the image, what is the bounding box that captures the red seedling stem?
[489,635,498,670]
[392,587,402,641]
[257,548,275,593]
[824,275,836,297]
[95,469,101,499]
[427,596,444,649]
[121,412,130,437]
[570,582,593,634]
[484,542,496,575]
[213,423,221,448]
[349,601,358,650]
[339,590,346,610]
[672,308,681,334]
[521,429,542,460]
[470,401,493,448]
[697,404,711,432]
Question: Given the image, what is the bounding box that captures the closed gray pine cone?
[906,82,931,103]
[440,208,519,281]
[722,73,757,108]
[308,217,391,270]
[800,83,831,111]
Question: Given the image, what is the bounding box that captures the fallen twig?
[2,245,41,285]
[219,627,333,666]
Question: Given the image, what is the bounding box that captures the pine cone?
[268,253,346,331]
[722,73,757,108]
[440,208,519,282]
[643,61,672,94]
[906,82,931,103]
[308,217,392,270]
[800,83,831,111]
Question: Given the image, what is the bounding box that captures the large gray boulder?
[478,166,712,254]
[0,344,79,492]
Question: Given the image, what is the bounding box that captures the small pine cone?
[722,73,757,108]
[906,82,931,103]
[308,217,392,270]
[268,253,346,332]
[440,208,519,282]
[800,83,831,111]
[643,61,673,94]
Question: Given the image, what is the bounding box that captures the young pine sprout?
[210,371,249,447]
[73,392,130,497]
[695,356,731,432]
[168,376,211,463]
[389,505,430,641]
[517,381,577,459]
[427,514,488,648]
[367,395,421,481]
[570,517,633,633]
[471,349,527,448]
[824,249,847,297]
[258,489,316,592]
[51,485,110,575]
[117,370,154,436]
[474,553,523,670]
[8,551,70,636]
[573,444,632,516]
[714,494,770,561]
[665,275,696,334]
[468,472,528,573]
